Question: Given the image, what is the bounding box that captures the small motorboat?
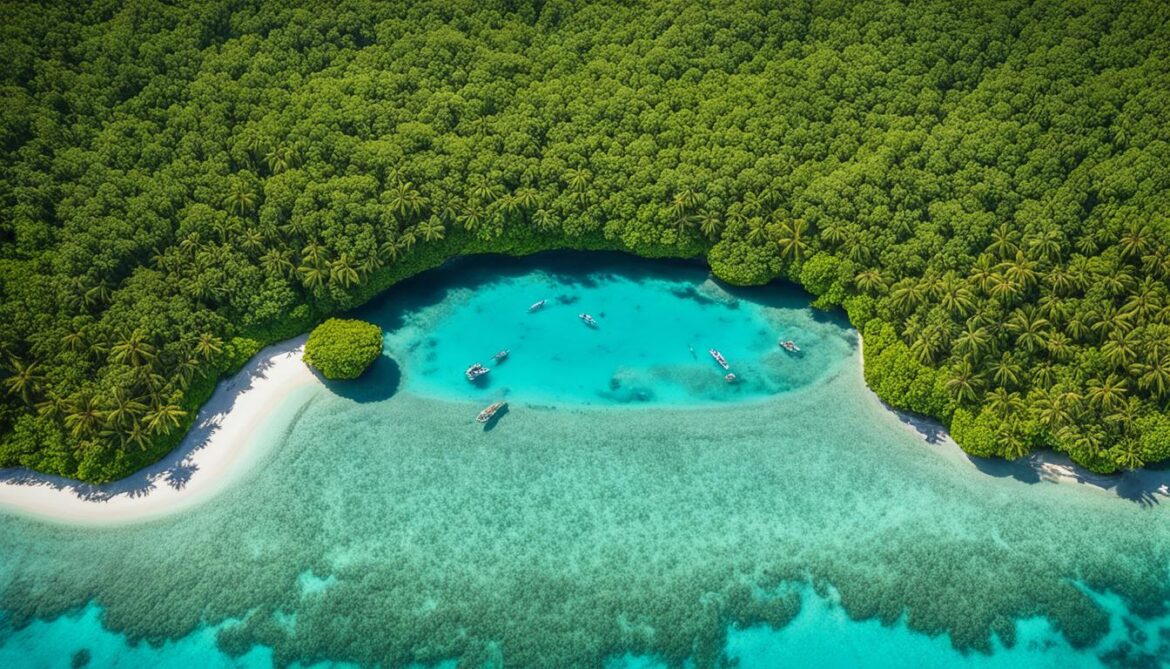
[476,401,507,423]
[709,349,730,370]
[465,363,490,382]
[579,313,599,328]
[493,349,509,362]
[779,339,801,353]
[725,373,737,383]
[528,299,546,313]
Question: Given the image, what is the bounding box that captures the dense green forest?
[0,0,1168,482]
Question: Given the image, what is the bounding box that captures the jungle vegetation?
[0,0,1168,481]
[303,318,382,380]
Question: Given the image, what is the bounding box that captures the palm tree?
[1033,362,1057,388]
[1103,331,1140,369]
[65,395,104,438]
[459,204,485,233]
[1113,440,1145,470]
[298,264,327,291]
[989,354,1021,388]
[1122,277,1163,320]
[986,387,1024,418]
[937,275,976,317]
[987,224,1018,258]
[775,218,810,263]
[1106,397,1142,435]
[969,255,998,294]
[910,326,947,365]
[1007,308,1049,354]
[697,209,722,239]
[890,278,927,315]
[745,217,767,245]
[565,168,591,195]
[84,280,113,308]
[194,333,224,361]
[532,208,556,232]
[144,402,186,435]
[469,175,501,204]
[954,322,993,359]
[104,387,147,429]
[265,145,299,175]
[301,241,327,267]
[1043,331,1073,360]
[224,179,257,216]
[3,358,43,404]
[854,269,887,294]
[999,429,1030,460]
[946,360,984,404]
[513,187,540,213]
[1028,228,1064,261]
[820,221,848,246]
[260,249,294,277]
[1033,388,1073,429]
[385,181,427,220]
[418,217,445,242]
[1000,251,1039,290]
[1044,267,1075,295]
[124,420,152,451]
[1119,223,1151,260]
[111,332,157,367]
[1134,353,1170,398]
[1087,374,1128,411]
[330,253,361,288]
[35,391,68,418]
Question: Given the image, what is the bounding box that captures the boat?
[528,299,546,313]
[476,401,507,423]
[579,313,599,328]
[465,363,490,381]
[725,373,737,383]
[709,349,729,370]
[493,349,509,362]
[779,339,801,353]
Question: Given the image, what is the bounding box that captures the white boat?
[528,300,546,313]
[779,340,801,353]
[709,349,729,370]
[579,313,599,328]
[493,349,509,362]
[476,401,507,423]
[725,373,737,383]
[465,363,490,381]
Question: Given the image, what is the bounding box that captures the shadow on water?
[318,356,401,403]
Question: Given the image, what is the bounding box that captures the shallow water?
[1,253,1169,668]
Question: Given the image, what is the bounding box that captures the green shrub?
[303,319,384,380]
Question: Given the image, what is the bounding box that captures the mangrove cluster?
[0,0,1168,481]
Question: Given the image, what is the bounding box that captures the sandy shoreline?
[1,324,1163,526]
[856,336,1170,504]
[0,336,319,525]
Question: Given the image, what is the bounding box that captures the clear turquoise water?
[1,253,1169,668]
[372,257,840,405]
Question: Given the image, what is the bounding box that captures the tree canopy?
[303,318,382,380]
[1,0,1168,481]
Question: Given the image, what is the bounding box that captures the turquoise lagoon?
[1,253,1169,668]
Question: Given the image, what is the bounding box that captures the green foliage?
[0,0,1168,479]
[303,319,383,380]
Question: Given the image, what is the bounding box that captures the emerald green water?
[1,254,1169,668]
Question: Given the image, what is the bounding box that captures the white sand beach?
[0,336,319,525]
[856,337,1170,503]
